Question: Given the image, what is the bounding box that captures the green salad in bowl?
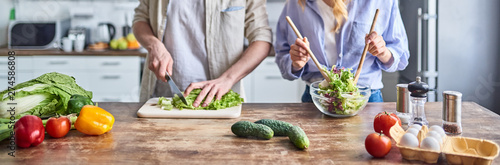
[310,67,370,117]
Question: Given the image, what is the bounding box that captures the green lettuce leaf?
[160,89,244,110]
[0,72,92,118]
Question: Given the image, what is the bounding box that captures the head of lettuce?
[0,72,92,119]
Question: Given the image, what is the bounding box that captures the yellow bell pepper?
[75,105,115,135]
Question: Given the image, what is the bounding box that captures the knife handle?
[164,71,171,81]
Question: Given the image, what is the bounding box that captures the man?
[133,0,272,107]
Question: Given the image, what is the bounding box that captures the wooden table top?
[1,102,499,164]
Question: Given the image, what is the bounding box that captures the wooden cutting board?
[136,97,241,118]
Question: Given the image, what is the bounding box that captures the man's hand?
[133,21,174,82]
[184,76,235,108]
[147,41,173,82]
[365,31,393,63]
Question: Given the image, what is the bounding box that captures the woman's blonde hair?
[298,0,348,32]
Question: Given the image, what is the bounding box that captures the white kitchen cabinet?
[0,56,34,90]
[243,57,305,103]
[0,55,141,102]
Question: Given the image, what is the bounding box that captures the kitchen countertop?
[1,102,499,164]
[0,48,276,57]
[0,48,147,57]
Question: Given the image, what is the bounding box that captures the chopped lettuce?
[158,97,173,110]
[318,67,366,115]
[0,72,92,118]
[157,89,244,110]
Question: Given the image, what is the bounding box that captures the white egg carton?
[390,124,499,164]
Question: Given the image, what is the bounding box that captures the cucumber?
[254,119,293,136]
[231,121,274,140]
[288,125,310,149]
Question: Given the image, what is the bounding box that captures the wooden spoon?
[353,9,380,85]
[286,16,330,83]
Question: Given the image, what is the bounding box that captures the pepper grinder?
[408,76,429,126]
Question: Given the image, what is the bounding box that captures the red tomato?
[373,111,401,138]
[46,116,71,138]
[365,133,392,158]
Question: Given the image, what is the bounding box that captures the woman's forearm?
[220,41,271,84]
[378,49,394,64]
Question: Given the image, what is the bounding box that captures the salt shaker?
[408,77,429,127]
[396,84,412,126]
[442,91,462,135]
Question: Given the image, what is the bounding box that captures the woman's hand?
[183,76,235,108]
[365,31,393,63]
[147,41,174,82]
[289,37,310,72]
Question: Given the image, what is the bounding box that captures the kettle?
[97,23,116,43]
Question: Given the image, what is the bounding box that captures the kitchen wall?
[437,0,500,113]
[0,0,138,46]
[0,0,14,47]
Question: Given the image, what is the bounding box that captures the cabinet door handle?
[49,61,68,65]
[102,75,121,79]
[265,76,282,80]
[102,62,120,66]
[102,98,121,102]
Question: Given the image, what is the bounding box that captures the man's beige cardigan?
[133,0,272,102]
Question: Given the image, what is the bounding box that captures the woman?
[275,0,409,102]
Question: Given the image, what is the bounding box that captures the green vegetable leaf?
[318,67,364,114]
[0,72,92,119]
[159,89,244,110]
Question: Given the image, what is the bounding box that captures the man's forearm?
[132,21,162,52]
[220,41,271,84]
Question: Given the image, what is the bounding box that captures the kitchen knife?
[165,72,189,105]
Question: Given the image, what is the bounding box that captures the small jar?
[396,84,412,126]
[442,91,462,135]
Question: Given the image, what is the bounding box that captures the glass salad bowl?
[310,81,371,117]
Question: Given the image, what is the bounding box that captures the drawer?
[33,70,91,90]
[33,56,88,70]
[0,71,33,91]
[17,72,34,84]
[93,94,139,102]
[87,56,140,71]
[252,71,302,103]
[255,57,280,72]
[88,71,140,95]
[0,56,33,71]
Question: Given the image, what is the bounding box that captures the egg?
[420,137,441,151]
[409,124,422,130]
[426,131,443,145]
[400,133,419,148]
[407,128,420,136]
[429,125,446,138]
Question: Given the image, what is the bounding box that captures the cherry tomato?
[365,133,392,158]
[46,116,71,138]
[373,111,401,138]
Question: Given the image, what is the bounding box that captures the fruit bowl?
[310,81,370,117]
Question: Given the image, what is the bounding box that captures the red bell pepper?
[15,115,45,148]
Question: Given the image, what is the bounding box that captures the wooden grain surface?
[1,102,499,164]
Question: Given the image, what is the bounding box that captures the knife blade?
[165,72,188,105]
